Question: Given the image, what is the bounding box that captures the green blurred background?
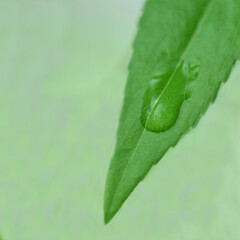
[1,1,240,239]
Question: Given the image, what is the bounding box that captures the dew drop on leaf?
[140,61,200,133]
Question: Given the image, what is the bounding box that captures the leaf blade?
[104,0,240,224]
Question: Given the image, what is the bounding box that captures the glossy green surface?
[141,61,199,132]
[104,0,240,223]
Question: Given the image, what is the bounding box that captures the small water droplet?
[140,61,199,133]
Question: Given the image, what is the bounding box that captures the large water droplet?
[141,61,199,133]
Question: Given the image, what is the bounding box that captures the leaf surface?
[104,0,240,224]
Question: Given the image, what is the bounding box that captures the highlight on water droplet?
[140,60,200,133]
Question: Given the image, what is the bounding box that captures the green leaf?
[104,0,240,224]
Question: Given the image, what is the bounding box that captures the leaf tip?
[104,190,122,224]
[104,206,115,225]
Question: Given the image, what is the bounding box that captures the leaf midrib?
[108,0,214,213]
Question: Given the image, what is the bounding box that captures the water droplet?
[140,61,199,133]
